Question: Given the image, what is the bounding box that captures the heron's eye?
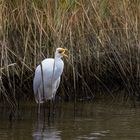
[58,50,64,53]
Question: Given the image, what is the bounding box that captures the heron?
[33,48,68,105]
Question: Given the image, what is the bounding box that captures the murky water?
[0,101,140,140]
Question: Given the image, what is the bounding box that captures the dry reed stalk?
[0,0,139,104]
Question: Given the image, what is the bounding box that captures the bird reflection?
[32,107,61,140]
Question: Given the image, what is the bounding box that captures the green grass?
[0,0,140,105]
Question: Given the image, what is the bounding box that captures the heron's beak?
[62,48,68,57]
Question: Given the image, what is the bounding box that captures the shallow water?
[0,101,140,140]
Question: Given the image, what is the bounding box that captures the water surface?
[0,101,140,140]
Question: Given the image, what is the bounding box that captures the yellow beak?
[62,48,68,57]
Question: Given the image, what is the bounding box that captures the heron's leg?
[52,96,56,115]
[38,102,41,114]
[9,109,15,122]
[47,100,51,121]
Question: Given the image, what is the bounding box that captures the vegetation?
[0,0,140,106]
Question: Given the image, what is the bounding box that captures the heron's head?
[55,48,68,58]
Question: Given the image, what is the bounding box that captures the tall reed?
[0,0,139,105]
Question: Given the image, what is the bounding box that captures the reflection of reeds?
[0,0,140,104]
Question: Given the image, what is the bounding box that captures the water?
[0,101,140,140]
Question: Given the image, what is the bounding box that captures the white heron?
[33,48,68,104]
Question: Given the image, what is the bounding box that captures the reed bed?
[0,0,140,106]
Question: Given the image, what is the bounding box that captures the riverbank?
[0,0,140,105]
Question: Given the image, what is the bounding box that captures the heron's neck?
[54,56,62,61]
[53,57,62,72]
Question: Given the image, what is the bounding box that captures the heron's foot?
[36,100,44,104]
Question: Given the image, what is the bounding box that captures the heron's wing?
[56,77,60,90]
[33,65,42,102]
[52,77,60,100]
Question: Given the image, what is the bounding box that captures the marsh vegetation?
[0,0,140,106]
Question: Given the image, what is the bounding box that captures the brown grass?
[0,0,140,105]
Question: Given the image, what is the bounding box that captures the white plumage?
[33,48,67,103]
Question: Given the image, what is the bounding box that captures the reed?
[0,0,140,105]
